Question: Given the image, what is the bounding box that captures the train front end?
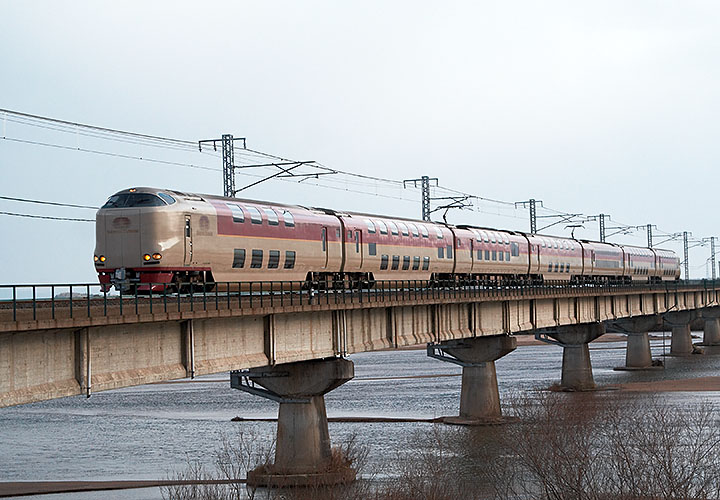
[94,188,185,292]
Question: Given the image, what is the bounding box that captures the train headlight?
[152,253,162,260]
[143,254,151,261]
[94,255,99,262]
[99,255,106,262]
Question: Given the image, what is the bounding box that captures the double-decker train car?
[94,187,681,291]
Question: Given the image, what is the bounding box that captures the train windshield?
[102,193,167,208]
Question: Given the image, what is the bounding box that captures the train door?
[321,227,328,269]
[184,216,193,265]
[354,230,363,269]
[469,239,475,271]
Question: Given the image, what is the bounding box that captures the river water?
[2,335,720,499]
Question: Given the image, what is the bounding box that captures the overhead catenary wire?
[0,195,99,210]
[0,108,713,259]
[0,211,94,222]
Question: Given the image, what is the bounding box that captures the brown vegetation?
[163,393,720,500]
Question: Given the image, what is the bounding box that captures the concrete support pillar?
[671,324,694,355]
[703,318,720,346]
[625,332,653,368]
[547,323,605,391]
[428,335,516,425]
[607,316,661,371]
[233,358,355,487]
[665,310,701,356]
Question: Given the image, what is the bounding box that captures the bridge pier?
[427,335,516,425]
[665,311,701,356]
[231,358,355,487]
[545,323,605,391]
[701,308,720,352]
[607,316,663,371]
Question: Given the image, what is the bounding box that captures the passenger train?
[94,187,681,292]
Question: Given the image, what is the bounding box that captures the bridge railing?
[0,279,717,324]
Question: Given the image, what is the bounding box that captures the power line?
[0,211,94,222]
[1,136,221,172]
[0,108,194,147]
[0,195,98,210]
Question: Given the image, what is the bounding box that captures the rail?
[1,279,717,325]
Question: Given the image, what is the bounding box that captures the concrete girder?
[237,358,355,487]
[428,335,517,424]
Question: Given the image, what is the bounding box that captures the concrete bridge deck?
[2,279,718,409]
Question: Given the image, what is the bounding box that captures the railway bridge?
[2,280,720,485]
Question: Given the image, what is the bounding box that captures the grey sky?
[1,1,719,284]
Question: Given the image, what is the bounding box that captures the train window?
[483,232,490,243]
[228,204,245,223]
[409,224,419,237]
[284,251,296,269]
[377,220,388,235]
[366,219,376,233]
[559,263,564,272]
[391,255,400,270]
[566,264,571,273]
[380,255,389,270]
[398,222,409,236]
[283,211,295,227]
[420,225,429,238]
[263,209,279,226]
[412,256,420,270]
[435,227,444,239]
[102,193,166,208]
[490,234,496,244]
[504,235,510,245]
[505,251,510,261]
[232,249,246,268]
[554,263,559,272]
[247,207,263,224]
[499,251,504,261]
[158,193,176,205]
[477,250,482,260]
[438,247,444,259]
[492,250,497,261]
[548,263,553,272]
[268,250,280,269]
[368,243,377,255]
[485,250,490,260]
[402,256,410,270]
[251,249,263,268]
[388,221,399,236]
[422,256,430,270]
[447,245,453,259]
[511,242,519,257]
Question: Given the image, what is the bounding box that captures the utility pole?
[514,199,543,234]
[647,224,653,248]
[403,176,438,222]
[198,134,247,197]
[587,214,609,242]
[683,231,690,280]
[711,237,717,280]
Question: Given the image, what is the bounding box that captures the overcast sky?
[1,1,719,285]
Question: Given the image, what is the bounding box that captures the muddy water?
[2,336,720,499]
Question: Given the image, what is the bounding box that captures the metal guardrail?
[0,279,717,323]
